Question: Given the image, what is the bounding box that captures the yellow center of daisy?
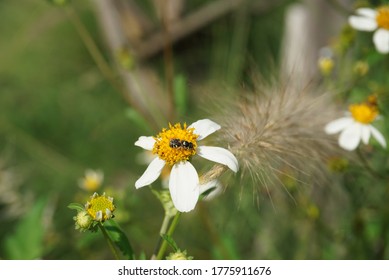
[84,177,100,191]
[349,103,378,124]
[152,123,199,165]
[85,193,115,222]
[376,7,389,30]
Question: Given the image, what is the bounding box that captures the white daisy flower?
[134,119,239,212]
[78,169,104,192]
[348,6,389,54]
[325,99,386,151]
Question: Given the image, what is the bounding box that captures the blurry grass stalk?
[63,5,155,129]
[161,2,176,121]
[226,2,250,87]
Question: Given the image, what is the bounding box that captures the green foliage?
[161,234,179,252]
[103,219,135,260]
[3,198,47,259]
[173,74,188,116]
[67,203,84,212]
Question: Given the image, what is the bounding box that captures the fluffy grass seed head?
[210,80,341,201]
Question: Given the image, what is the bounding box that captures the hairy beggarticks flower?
[349,6,389,53]
[78,169,104,192]
[73,210,93,232]
[325,99,386,151]
[166,250,193,260]
[85,192,115,222]
[318,57,334,76]
[135,119,239,212]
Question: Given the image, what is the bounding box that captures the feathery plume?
[208,80,341,202]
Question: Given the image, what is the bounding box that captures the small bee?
[169,138,194,150]
[181,140,194,150]
[169,138,182,148]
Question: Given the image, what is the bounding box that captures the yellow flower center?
[376,7,389,30]
[152,123,198,166]
[85,193,115,222]
[84,178,100,191]
[318,57,334,76]
[349,103,378,124]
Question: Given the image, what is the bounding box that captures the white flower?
[199,179,223,201]
[134,119,239,212]
[349,7,389,54]
[325,101,386,151]
[78,169,104,192]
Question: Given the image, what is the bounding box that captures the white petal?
[349,15,377,31]
[135,136,155,151]
[373,29,389,54]
[338,122,362,151]
[169,161,199,212]
[188,119,221,140]
[325,117,354,134]
[95,211,103,221]
[105,208,112,218]
[199,179,222,201]
[197,146,239,172]
[355,8,377,19]
[135,157,165,188]
[361,125,371,144]
[369,125,387,148]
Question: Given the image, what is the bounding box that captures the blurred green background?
[1,0,389,260]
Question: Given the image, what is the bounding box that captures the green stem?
[356,148,385,180]
[98,223,121,260]
[151,214,172,259]
[156,212,181,260]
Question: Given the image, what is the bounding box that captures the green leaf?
[125,108,152,133]
[67,203,85,212]
[161,234,179,252]
[3,198,47,259]
[103,219,135,260]
[174,74,187,115]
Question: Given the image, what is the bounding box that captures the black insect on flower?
[181,140,194,150]
[169,138,182,148]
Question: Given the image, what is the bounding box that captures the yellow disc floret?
[152,123,199,165]
[318,57,334,76]
[85,192,115,222]
[349,102,378,124]
[376,6,389,30]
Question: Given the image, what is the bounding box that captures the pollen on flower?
[85,192,115,222]
[376,6,389,30]
[152,123,198,165]
[349,102,378,124]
